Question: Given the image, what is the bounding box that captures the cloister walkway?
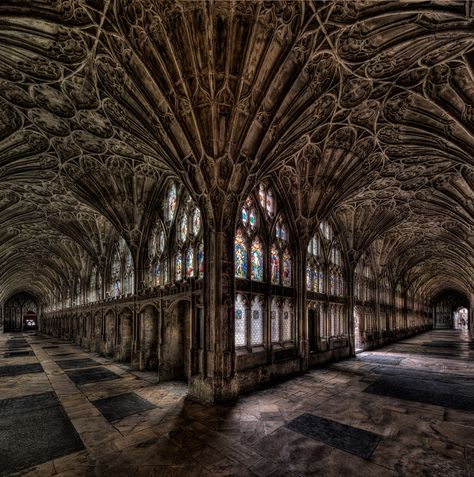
[0,330,473,476]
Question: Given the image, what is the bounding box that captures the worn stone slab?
[0,363,43,377]
[364,369,474,411]
[92,392,157,422]
[0,392,84,475]
[65,367,120,386]
[4,351,35,358]
[56,358,99,370]
[286,413,382,459]
[358,355,403,366]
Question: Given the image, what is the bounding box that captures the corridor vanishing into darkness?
[1,329,473,477]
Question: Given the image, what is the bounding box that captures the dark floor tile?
[92,392,156,421]
[65,366,120,385]
[6,342,30,349]
[364,373,474,411]
[0,363,43,377]
[286,413,381,459]
[358,355,402,366]
[0,392,84,475]
[56,358,99,369]
[3,351,35,358]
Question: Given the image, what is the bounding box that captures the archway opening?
[160,300,191,382]
[454,307,469,330]
[354,306,363,352]
[432,289,469,330]
[23,310,37,331]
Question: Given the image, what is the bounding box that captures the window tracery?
[109,238,134,299]
[234,183,295,349]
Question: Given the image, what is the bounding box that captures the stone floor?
[1,330,473,477]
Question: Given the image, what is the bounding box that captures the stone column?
[188,225,237,402]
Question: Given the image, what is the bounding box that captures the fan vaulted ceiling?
[0,0,473,303]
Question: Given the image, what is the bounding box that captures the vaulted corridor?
[1,329,473,476]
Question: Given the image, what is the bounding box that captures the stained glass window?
[149,232,157,258]
[155,262,161,286]
[249,209,256,229]
[89,266,97,303]
[271,298,279,342]
[258,183,275,217]
[266,189,275,216]
[251,238,263,281]
[242,208,248,225]
[258,184,265,209]
[111,249,121,298]
[283,251,291,286]
[179,215,188,241]
[163,258,168,284]
[282,300,292,341]
[198,243,204,278]
[186,247,194,277]
[306,265,312,290]
[313,268,319,292]
[234,230,247,278]
[319,270,325,293]
[251,296,263,345]
[192,208,201,235]
[271,244,280,284]
[158,229,165,253]
[167,183,177,222]
[176,253,183,281]
[235,294,246,347]
[329,271,336,295]
[114,278,121,298]
[276,223,281,239]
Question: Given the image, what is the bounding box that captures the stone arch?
[118,306,133,362]
[93,311,102,353]
[104,309,115,357]
[160,298,192,382]
[354,305,363,352]
[139,304,159,371]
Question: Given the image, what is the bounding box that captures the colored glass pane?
[306,265,312,290]
[179,215,188,241]
[258,184,265,208]
[271,298,279,342]
[175,253,182,281]
[251,238,263,281]
[242,208,248,225]
[198,243,204,277]
[235,294,246,347]
[313,268,319,292]
[163,259,168,283]
[158,229,165,253]
[155,261,161,286]
[249,209,256,228]
[251,297,263,345]
[192,208,201,235]
[282,300,292,341]
[283,251,291,286]
[319,270,325,293]
[266,189,274,216]
[167,183,177,222]
[186,247,194,277]
[271,245,280,284]
[234,231,247,278]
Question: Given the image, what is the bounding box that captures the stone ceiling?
[0,0,473,303]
